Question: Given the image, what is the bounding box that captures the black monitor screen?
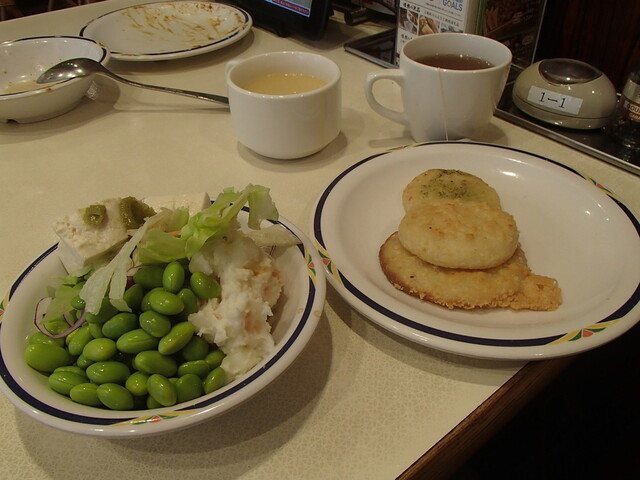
[269,0,312,17]
[228,0,332,39]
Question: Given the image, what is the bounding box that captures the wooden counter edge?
[398,356,576,480]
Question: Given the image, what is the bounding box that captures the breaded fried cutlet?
[379,233,562,311]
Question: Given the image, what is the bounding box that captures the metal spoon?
[37,57,229,105]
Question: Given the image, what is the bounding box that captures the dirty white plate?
[80,1,252,61]
[312,142,640,360]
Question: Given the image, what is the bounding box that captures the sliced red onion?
[33,297,86,339]
[62,311,76,326]
[126,265,143,278]
[126,265,143,288]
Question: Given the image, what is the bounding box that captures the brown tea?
[414,53,493,70]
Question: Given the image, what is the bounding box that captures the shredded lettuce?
[80,210,170,314]
[247,185,279,230]
[43,282,83,322]
[133,229,186,264]
[135,184,278,264]
[79,185,277,314]
[157,207,190,233]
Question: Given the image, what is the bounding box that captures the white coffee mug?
[364,33,512,142]
[226,51,341,159]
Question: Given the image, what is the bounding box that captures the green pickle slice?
[119,197,156,229]
[82,204,107,226]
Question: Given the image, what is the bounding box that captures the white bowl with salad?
[0,185,325,437]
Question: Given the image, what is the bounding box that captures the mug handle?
[364,70,408,126]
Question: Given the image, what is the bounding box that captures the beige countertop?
[1,2,638,479]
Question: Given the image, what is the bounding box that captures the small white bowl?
[0,36,110,123]
[0,213,325,437]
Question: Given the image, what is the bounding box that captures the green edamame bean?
[175,374,204,403]
[116,328,159,354]
[28,331,65,348]
[133,265,165,289]
[88,322,104,339]
[54,365,87,379]
[44,318,70,336]
[65,326,79,345]
[83,338,117,362]
[180,335,209,361]
[146,374,177,407]
[24,343,74,373]
[146,394,163,409]
[86,361,130,385]
[162,261,185,293]
[70,295,86,310]
[48,371,87,396]
[123,283,144,311]
[148,289,184,316]
[189,272,221,300]
[70,382,102,407]
[204,349,225,370]
[85,298,118,325]
[158,321,194,355]
[140,287,163,312]
[177,360,210,379]
[113,351,135,371]
[97,383,134,410]
[132,395,147,410]
[67,325,94,356]
[139,310,172,338]
[133,351,177,377]
[102,312,139,340]
[76,354,95,369]
[125,371,150,396]
[177,288,198,317]
[203,367,226,394]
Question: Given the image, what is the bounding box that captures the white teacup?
[364,33,512,142]
[226,51,341,159]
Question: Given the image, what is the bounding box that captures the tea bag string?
[437,67,449,141]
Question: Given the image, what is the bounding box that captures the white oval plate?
[80,1,252,61]
[0,213,325,437]
[312,142,640,360]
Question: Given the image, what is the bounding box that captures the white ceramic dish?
[0,213,325,437]
[80,1,252,61]
[0,36,109,123]
[312,142,640,360]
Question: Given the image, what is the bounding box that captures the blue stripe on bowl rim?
[312,141,640,348]
[0,219,317,426]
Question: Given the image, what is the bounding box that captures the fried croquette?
[397,199,519,269]
[379,233,561,311]
[402,169,501,211]
[382,168,562,311]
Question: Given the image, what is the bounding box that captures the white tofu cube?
[52,198,129,273]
